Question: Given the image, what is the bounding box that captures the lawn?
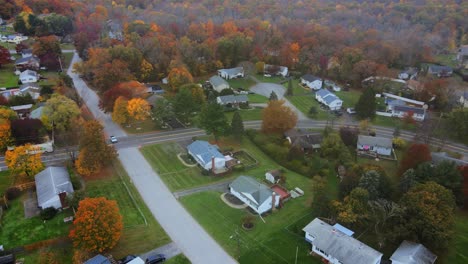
[434,54,458,68]
[371,116,417,131]
[0,170,15,195]
[60,43,75,50]
[122,118,160,134]
[227,77,256,90]
[287,94,329,120]
[445,211,468,263]
[335,90,361,109]
[165,254,191,264]
[290,79,311,96]
[17,243,73,264]
[0,63,18,88]
[225,108,263,121]
[247,93,268,104]
[253,73,285,84]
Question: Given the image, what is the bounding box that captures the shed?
[35,167,74,209]
[390,241,437,264]
[265,169,282,184]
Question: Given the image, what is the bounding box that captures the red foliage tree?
[0,46,11,68]
[99,81,147,112]
[398,143,432,176]
[402,111,416,125]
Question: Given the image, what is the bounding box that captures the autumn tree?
[11,118,44,145]
[39,250,59,264]
[42,94,80,132]
[75,121,116,176]
[0,46,11,68]
[0,119,13,151]
[331,187,370,226]
[261,100,297,134]
[127,98,150,121]
[112,97,129,125]
[198,103,229,140]
[398,143,431,176]
[358,170,392,200]
[355,87,376,119]
[167,67,193,92]
[231,111,244,142]
[93,60,134,92]
[339,126,359,146]
[99,81,146,112]
[446,108,468,144]
[320,133,352,164]
[32,36,62,70]
[69,197,123,253]
[5,144,44,177]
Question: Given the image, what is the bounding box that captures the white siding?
[301,79,322,90]
[229,188,280,214]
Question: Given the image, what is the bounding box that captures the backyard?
[225,107,263,121]
[0,63,18,88]
[227,77,256,90]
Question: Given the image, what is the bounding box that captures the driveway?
[140,242,181,262]
[67,52,127,138]
[250,83,308,120]
[119,148,237,264]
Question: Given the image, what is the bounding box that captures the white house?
[21,49,33,58]
[229,176,280,215]
[392,105,426,121]
[35,167,74,210]
[216,94,248,106]
[19,83,41,100]
[398,67,418,80]
[218,67,244,79]
[390,241,437,264]
[264,64,288,77]
[187,140,226,171]
[357,135,393,156]
[6,34,27,44]
[315,89,342,110]
[428,65,453,77]
[19,70,39,84]
[208,75,230,92]
[301,74,322,90]
[303,218,383,264]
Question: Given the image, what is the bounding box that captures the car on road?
[346,108,356,114]
[110,135,118,143]
[145,254,166,264]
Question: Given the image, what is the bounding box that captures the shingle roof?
[428,65,452,73]
[187,140,224,165]
[84,255,112,264]
[393,105,425,115]
[217,95,248,104]
[30,106,44,119]
[229,176,274,206]
[209,75,229,88]
[431,152,468,166]
[316,89,341,104]
[390,241,437,264]
[357,135,392,149]
[15,56,39,65]
[35,167,74,208]
[218,67,243,76]
[303,218,383,264]
[302,74,320,82]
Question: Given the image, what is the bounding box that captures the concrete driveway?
[250,83,308,120]
[139,242,181,262]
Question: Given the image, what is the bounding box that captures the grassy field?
[335,90,361,109]
[0,170,15,195]
[287,95,329,120]
[247,93,268,103]
[0,62,18,88]
[371,116,417,131]
[18,243,73,264]
[445,211,468,263]
[123,119,160,134]
[60,43,75,50]
[434,54,458,68]
[165,254,191,264]
[225,108,263,121]
[227,77,256,90]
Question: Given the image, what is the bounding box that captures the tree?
[167,67,193,92]
[308,106,318,118]
[402,111,416,125]
[400,182,455,250]
[112,97,129,125]
[152,98,174,126]
[320,133,352,164]
[127,98,150,121]
[355,88,376,119]
[0,46,11,68]
[69,197,123,253]
[75,121,116,176]
[93,60,134,92]
[255,61,265,74]
[5,144,44,177]
[331,187,370,226]
[358,170,391,200]
[261,100,297,134]
[231,111,244,142]
[368,199,404,248]
[99,81,146,113]
[339,126,359,146]
[11,118,44,145]
[0,119,13,151]
[446,108,468,144]
[172,89,198,125]
[398,143,431,175]
[39,250,59,264]
[32,36,62,70]
[269,91,278,101]
[286,78,293,96]
[311,175,330,216]
[42,94,80,132]
[199,103,229,140]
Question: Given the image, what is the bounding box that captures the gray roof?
[390,241,437,264]
[459,45,468,55]
[217,95,248,104]
[357,135,392,149]
[84,255,111,264]
[428,65,452,73]
[431,152,468,166]
[19,83,40,90]
[30,106,44,119]
[393,105,425,115]
[316,89,341,104]
[229,176,275,205]
[303,218,383,264]
[15,56,39,65]
[218,67,243,76]
[285,129,323,149]
[209,75,229,88]
[187,140,224,165]
[35,167,74,208]
[302,74,320,82]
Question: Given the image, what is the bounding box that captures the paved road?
[173,179,233,198]
[119,148,237,264]
[9,49,75,54]
[139,242,181,262]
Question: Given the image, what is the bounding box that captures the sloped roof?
[209,75,229,88]
[30,106,44,119]
[302,74,320,82]
[187,140,224,165]
[19,69,37,78]
[428,65,452,73]
[390,241,437,264]
[303,218,383,264]
[316,89,341,104]
[431,152,468,166]
[84,255,111,264]
[217,95,248,104]
[10,104,33,111]
[459,45,468,55]
[15,56,39,65]
[285,129,323,149]
[229,176,274,206]
[357,135,392,149]
[35,167,74,208]
[218,67,243,76]
[394,105,425,115]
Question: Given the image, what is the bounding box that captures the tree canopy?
[261,100,297,134]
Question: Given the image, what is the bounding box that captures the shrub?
[40,207,58,220]
[232,164,245,172]
[392,137,406,149]
[5,187,21,200]
[70,174,82,190]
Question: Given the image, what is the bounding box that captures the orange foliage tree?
[127,98,150,121]
[5,144,44,177]
[0,119,13,151]
[39,250,60,264]
[69,197,123,253]
[261,100,298,134]
[167,67,193,92]
[112,96,129,125]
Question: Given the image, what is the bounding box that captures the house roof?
[218,67,243,76]
[357,135,392,149]
[35,167,74,208]
[390,241,437,264]
[19,83,40,90]
[303,218,383,264]
[30,106,44,119]
[302,74,320,82]
[431,152,468,166]
[285,129,323,149]
[0,89,21,99]
[217,94,248,104]
[15,56,39,65]
[401,67,418,75]
[267,169,282,177]
[393,105,425,115]
[383,93,425,106]
[316,89,341,104]
[458,45,468,55]
[19,69,37,78]
[209,75,229,88]
[264,64,288,75]
[187,140,224,165]
[428,65,452,73]
[84,254,112,264]
[387,99,406,107]
[10,104,33,111]
[229,176,275,206]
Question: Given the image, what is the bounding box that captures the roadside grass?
[225,108,263,121]
[17,243,73,264]
[287,95,329,120]
[165,254,191,264]
[0,170,14,195]
[445,211,468,263]
[227,77,256,90]
[247,93,268,103]
[0,62,18,88]
[371,116,417,131]
[122,119,159,134]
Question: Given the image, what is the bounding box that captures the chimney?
[271,192,277,212]
[211,156,215,174]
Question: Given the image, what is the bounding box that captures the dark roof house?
[284,129,323,151]
[216,94,248,105]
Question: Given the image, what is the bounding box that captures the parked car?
[346,108,356,114]
[119,255,137,264]
[110,135,118,143]
[145,254,166,264]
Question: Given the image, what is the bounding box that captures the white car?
[346,108,356,114]
[263,74,272,77]
[110,136,118,143]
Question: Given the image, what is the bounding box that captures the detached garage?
[35,167,74,210]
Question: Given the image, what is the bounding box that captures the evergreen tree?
[231,111,244,142]
[308,106,318,117]
[355,87,376,119]
[286,78,293,96]
[199,103,229,141]
[269,91,278,101]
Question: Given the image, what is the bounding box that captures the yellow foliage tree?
[139,59,153,81]
[127,98,150,121]
[167,67,193,92]
[5,144,44,177]
[112,96,129,124]
[261,100,298,134]
[0,119,13,151]
[0,107,17,120]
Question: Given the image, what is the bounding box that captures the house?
[357,135,393,156]
[187,140,226,171]
[10,104,33,118]
[392,105,426,121]
[428,65,453,77]
[301,74,322,90]
[303,218,383,264]
[107,20,123,41]
[19,83,41,99]
[6,34,27,44]
[218,67,244,79]
[390,241,437,264]
[0,88,21,99]
[19,69,39,84]
[398,67,418,80]
[21,49,33,58]
[229,176,280,215]
[216,95,248,107]
[15,56,40,71]
[35,167,74,210]
[457,45,468,69]
[284,129,323,152]
[264,64,288,77]
[30,106,44,119]
[265,169,282,184]
[0,254,15,264]
[145,83,165,94]
[84,254,112,264]
[457,91,468,108]
[208,75,230,92]
[431,152,468,167]
[315,89,343,110]
[324,80,341,92]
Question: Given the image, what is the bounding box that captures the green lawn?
[371,116,417,131]
[17,243,73,264]
[225,108,263,121]
[62,52,74,69]
[335,90,361,109]
[165,254,191,264]
[247,94,268,103]
[123,119,160,134]
[0,170,15,195]
[60,43,75,50]
[287,95,329,120]
[291,79,311,95]
[434,54,457,68]
[0,63,18,88]
[227,77,256,90]
[253,73,285,84]
[445,212,468,263]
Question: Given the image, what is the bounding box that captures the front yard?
[225,108,263,121]
[227,77,256,90]
[287,94,329,120]
[0,63,18,88]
